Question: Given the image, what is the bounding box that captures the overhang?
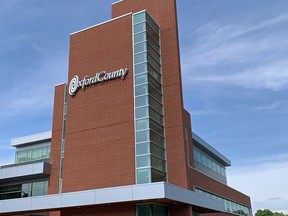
[193,132,231,166]
[0,162,50,184]
[0,182,225,215]
[11,131,51,147]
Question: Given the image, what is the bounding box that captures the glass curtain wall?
[133,11,167,184]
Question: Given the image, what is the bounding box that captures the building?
[0,0,252,216]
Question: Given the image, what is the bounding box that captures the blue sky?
[0,0,287,214]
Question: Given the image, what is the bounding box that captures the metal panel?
[62,190,95,207]
[132,182,165,200]
[0,162,50,181]
[31,194,61,210]
[11,131,51,147]
[2,197,32,212]
[96,185,133,204]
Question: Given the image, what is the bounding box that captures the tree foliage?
[255,209,286,216]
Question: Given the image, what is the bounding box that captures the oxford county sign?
[68,68,128,96]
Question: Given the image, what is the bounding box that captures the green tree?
[255,209,273,216]
[273,212,285,216]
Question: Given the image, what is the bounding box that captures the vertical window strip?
[59,84,67,193]
[133,11,167,184]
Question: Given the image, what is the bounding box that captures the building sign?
[69,68,128,96]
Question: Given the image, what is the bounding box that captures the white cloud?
[227,154,288,214]
[189,60,288,90]
[181,13,288,91]
[0,52,67,118]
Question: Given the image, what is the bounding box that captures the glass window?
[137,168,151,184]
[151,143,165,159]
[135,84,148,96]
[146,13,159,34]
[135,106,149,119]
[147,43,160,62]
[136,155,150,168]
[148,64,161,82]
[146,23,159,44]
[16,151,27,163]
[133,12,146,24]
[147,34,160,53]
[134,22,146,34]
[148,53,161,71]
[135,95,148,107]
[150,130,164,146]
[134,32,146,43]
[148,75,162,92]
[153,204,168,216]
[149,107,163,125]
[151,169,166,183]
[150,119,164,136]
[135,73,148,85]
[136,118,149,131]
[151,155,166,171]
[149,86,162,102]
[134,52,147,64]
[137,204,153,216]
[32,148,42,160]
[135,63,147,75]
[136,142,150,155]
[134,42,147,54]
[136,130,149,143]
[149,96,163,114]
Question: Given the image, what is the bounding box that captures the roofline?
[11,131,52,147]
[192,132,231,166]
[70,12,132,36]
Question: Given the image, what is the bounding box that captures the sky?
[0,0,287,214]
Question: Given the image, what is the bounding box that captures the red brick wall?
[62,14,135,192]
[49,84,65,194]
[112,0,189,189]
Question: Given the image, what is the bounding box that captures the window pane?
[137,204,153,216]
[148,75,162,92]
[147,43,160,62]
[149,107,163,125]
[146,23,159,44]
[135,84,148,96]
[136,155,150,168]
[151,155,166,171]
[136,118,149,130]
[150,119,164,136]
[136,142,150,155]
[135,95,148,107]
[134,32,146,43]
[133,12,146,24]
[134,22,146,34]
[151,143,165,159]
[32,148,42,160]
[147,34,160,53]
[148,54,161,71]
[134,52,147,64]
[134,42,147,54]
[148,64,161,82]
[149,86,162,102]
[137,168,151,184]
[135,73,147,85]
[146,13,159,34]
[150,130,164,146]
[136,130,149,142]
[135,106,149,119]
[149,96,163,113]
[135,63,147,75]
